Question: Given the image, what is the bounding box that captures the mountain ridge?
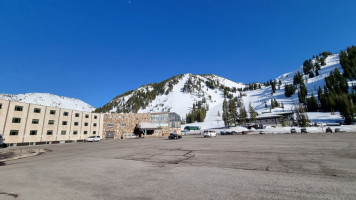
[0,93,95,112]
[95,51,355,127]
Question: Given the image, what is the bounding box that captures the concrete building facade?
[0,99,103,146]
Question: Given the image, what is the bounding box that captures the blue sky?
[1,0,356,107]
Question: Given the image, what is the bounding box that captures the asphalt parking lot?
[1,133,356,200]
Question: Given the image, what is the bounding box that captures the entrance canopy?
[137,122,160,130]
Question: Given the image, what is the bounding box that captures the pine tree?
[228,99,238,126]
[296,104,310,127]
[271,80,277,94]
[249,103,257,123]
[222,99,229,127]
[306,94,319,111]
[339,94,355,124]
[285,84,296,97]
[298,82,307,103]
[239,105,248,125]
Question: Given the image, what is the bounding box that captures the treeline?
[222,98,257,127]
[304,46,356,124]
[303,51,331,78]
[340,46,356,80]
[315,68,354,124]
[186,100,208,123]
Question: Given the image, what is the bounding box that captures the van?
[203,130,217,137]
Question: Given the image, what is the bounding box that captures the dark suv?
[301,128,307,133]
[0,135,7,148]
[168,133,182,140]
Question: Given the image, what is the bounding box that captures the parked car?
[259,131,265,134]
[335,128,345,133]
[181,130,188,136]
[168,133,182,139]
[301,127,307,133]
[203,130,217,137]
[224,131,233,135]
[290,128,297,134]
[85,136,101,142]
[0,135,7,148]
[325,127,333,133]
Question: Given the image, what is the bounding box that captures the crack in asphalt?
[0,192,19,198]
[116,149,196,165]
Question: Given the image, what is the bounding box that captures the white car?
[203,130,217,137]
[85,136,101,142]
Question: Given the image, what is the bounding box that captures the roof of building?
[256,111,294,120]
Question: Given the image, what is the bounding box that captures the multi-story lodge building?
[0,99,103,146]
[0,99,181,146]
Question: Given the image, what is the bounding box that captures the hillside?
[96,50,355,128]
[0,93,95,112]
[95,74,246,118]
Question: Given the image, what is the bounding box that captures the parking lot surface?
[1,133,356,200]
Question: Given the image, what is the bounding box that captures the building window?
[50,110,56,115]
[10,130,19,136]
[75,113,79,117]
[84,131,88,135]
[93,123,97,127]
[12,117,21,123]
[14,106,23,111]
[84,122,88,126]
[94,115,97,119]
[30,130,37,135]
[85,114,89,118]
[34,108,41,113]
[48,120,55,125]
[120,123,126,127]
[74,122,79,126]
[61,131,66,135]
[107,123,114,127]
[32,119,39,124]
[73,131,78,135]
[62,121,67,125]
[64,112,69,116]
[93,131,96,135]
[0,103,2,109]
[47,130,53,135]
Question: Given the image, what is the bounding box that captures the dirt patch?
[0,149,48,164]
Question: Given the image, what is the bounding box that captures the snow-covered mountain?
[97,53,352,128]
[244,54,343,113]
[0,93,95,112]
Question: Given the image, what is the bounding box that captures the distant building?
[0,99,181,146]
[103,112,181,139]
[255,111,294,126]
